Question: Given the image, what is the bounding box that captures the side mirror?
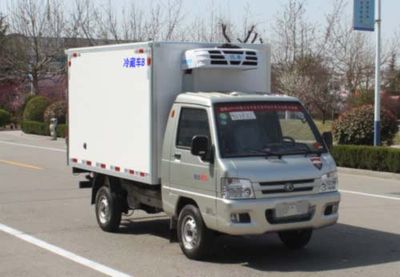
[322,131,333,151]
[191,136,209,158]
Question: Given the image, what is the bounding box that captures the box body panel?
[68,43,154,183]
[67,41,271,185]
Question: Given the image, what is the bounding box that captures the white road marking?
[0,223,131,277]
[0,140,66,152]
[340,189,400,201]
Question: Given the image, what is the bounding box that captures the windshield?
[214,101,326,158]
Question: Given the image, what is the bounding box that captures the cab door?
[169,105,217,227]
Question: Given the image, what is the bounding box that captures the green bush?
[21,94,37,112]
[56,124,67,138]
[22,120,49,136]
[332,145,400,173]
[0,109,11,127]
[44,100,67,124]
[22,96,50,122]
[22,120,67,138]
[333,105,398,145]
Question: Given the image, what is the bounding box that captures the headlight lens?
[221,178,255,199]
[319,171,338,193]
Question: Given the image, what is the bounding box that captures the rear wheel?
[278,229,313,249]
[177,204,213,260]
[95,185,122,232]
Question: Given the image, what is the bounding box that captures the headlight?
[319,171,338,193]
[221,178,255,199]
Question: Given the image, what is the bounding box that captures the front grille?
[262,186,313,194]
[260,179,314,186]
[259,179,315,195]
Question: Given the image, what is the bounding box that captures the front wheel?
[95,186,122,232]
[177,205,213,260]
[278,229,313,249]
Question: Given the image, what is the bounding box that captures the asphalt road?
[0,130,400,277]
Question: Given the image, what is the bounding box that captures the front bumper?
[215,192,340,235]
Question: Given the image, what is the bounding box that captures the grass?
[314,120,333,133]
[279,119,333,139]
[394,132,400,145]
[279,120,315,140]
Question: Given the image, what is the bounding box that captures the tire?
[95,185,122,232]
[177,204,213,260]
[278,229,313,249]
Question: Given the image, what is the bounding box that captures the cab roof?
[175,92,300,107]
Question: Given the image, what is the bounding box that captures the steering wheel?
[282,136,296,145]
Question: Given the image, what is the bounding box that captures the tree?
[278,54,339,123]
[0,14,9,81]
[218,3,264,45]
[271,0,318,69]
[67,0,185,43]
[0,14,7,50]
[220,23,263,44]
[321,0,378,95]
[271,0,341,121]
[66,0,102,45]
[4,0,67,94]
[183,1,224,42]
[383,53,400,94]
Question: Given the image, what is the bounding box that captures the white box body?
[66,41,271,185]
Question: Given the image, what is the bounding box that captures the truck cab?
[161,91,339,258]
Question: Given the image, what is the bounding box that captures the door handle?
[174,153,181,160]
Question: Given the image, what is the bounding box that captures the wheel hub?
[98,195,110,224]
[181,215,198,250]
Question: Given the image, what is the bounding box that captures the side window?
[176,108,210,149]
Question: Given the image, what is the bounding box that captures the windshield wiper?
[261,148,322,159]
[233,149,285,158]
[283,148,323,157]
[225,147,323,159]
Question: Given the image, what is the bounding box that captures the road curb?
[337,167,400,181]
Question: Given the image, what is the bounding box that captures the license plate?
[275,201,309,218]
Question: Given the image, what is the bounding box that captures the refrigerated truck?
[66,41,340,260]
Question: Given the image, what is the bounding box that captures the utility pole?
[373,0,381,146]
[353,0,380,146]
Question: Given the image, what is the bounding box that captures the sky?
[0,0,399,40]
[183,0,399,40]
